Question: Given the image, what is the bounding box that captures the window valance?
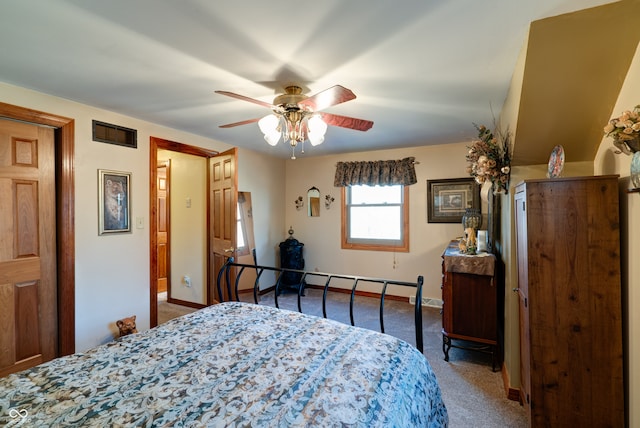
[334,157,417,187]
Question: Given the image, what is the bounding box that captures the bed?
[1,267,448,427]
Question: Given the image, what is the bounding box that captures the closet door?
[0,119,57,377]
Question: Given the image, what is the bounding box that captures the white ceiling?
[0,0,620,160]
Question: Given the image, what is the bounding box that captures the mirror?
[236,191,258,291]
[237,191,255,256]
[307,187,320,217]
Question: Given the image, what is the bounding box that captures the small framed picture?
[98,169,131,234]
[427,178,480,223]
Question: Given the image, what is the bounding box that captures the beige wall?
[594,41,640,428]
[237,148,286,288]
[0,81,285,351]
[157,150,207,304]
[284,142,473,301]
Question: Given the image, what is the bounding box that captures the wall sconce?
[325,194,335,209]
[295,196,304,210]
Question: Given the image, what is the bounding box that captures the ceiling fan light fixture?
[263,130,281,146]
[258,114,279,134]
[258,114,281,146]
[308,134,324,146]
[217,84,373,159]
[307,114,327,146]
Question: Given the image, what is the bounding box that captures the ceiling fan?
[215,85,373,159]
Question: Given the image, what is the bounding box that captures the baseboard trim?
[507,387,521,402]
[501,363,522,403]
[167,297,206,309]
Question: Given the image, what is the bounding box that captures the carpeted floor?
[157,299,197,324]
[157,289,527,427]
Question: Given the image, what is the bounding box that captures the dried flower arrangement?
[603,105,640,155]
[466,123,512,194]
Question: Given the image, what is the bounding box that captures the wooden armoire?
[514,176,624,427]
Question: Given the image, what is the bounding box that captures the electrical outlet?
[183,275,191,287]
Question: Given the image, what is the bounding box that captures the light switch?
[136,217,144,229]
[186,197,191,208]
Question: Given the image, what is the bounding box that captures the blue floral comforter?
[1,302,448,427]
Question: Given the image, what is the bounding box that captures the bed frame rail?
[216,257,425,353]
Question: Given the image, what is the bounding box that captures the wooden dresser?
[441,241,500,370]
[514,176,624,426]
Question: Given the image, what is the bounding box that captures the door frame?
[149,137,218,327]
[0,102,76,356]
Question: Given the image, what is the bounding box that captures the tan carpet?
[157,293,197,324]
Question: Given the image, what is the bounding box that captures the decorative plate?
[631,151,640,189]
[547,145,565,178]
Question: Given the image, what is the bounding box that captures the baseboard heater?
[409,296,443,308]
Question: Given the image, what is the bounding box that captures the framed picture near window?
[427,178,480,223]
[98,169,131,234]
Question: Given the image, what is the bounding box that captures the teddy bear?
[116,315,138,337]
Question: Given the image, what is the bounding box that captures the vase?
[614,134,640,155]
[628,134,640,152]
[462,208,482,230]
[631,152,640,189]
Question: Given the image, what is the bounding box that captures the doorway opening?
[149,138,237,327]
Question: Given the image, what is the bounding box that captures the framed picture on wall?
[98,169,131,234]
[427,178,480,223]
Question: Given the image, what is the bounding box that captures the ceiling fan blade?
[299,85,356,111]
[218,117,261,128]
[320,113,373,132]
[215,90,274,109]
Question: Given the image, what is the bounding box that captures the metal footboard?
[216,257,425,353]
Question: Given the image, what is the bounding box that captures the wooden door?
[209,148,237,303]
[156,161,170,294]
[514,191,530,414]
[0,119,57,377]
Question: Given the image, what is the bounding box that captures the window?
[341,184,409,252]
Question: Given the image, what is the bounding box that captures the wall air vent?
[92,120,137,149]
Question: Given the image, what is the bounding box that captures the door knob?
[512,288,519,292]
[224,247,235,253]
